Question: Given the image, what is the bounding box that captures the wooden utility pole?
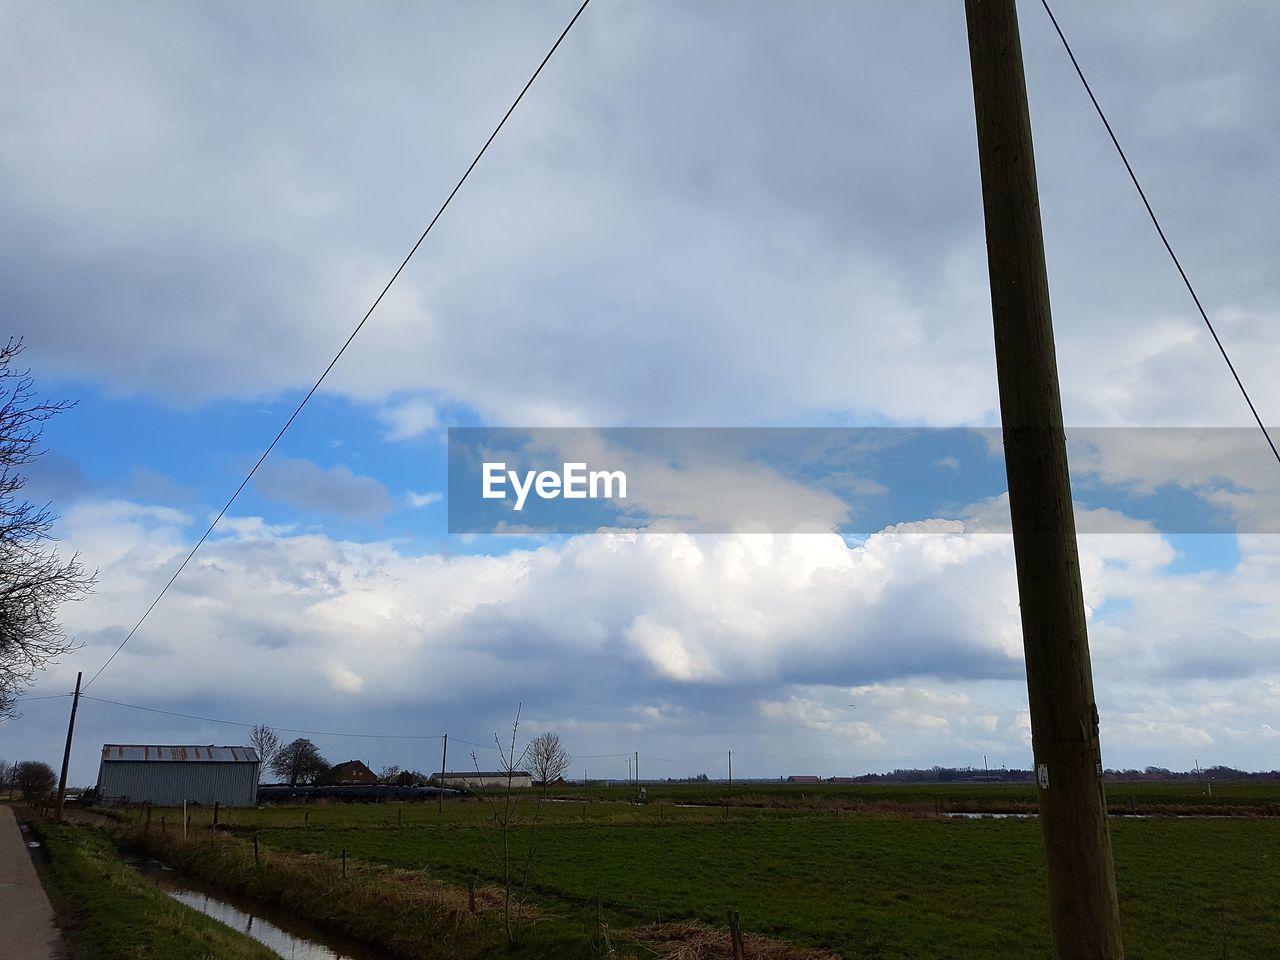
[438,734,448,813]
[54,671,82,821]
[965,2,1124,957]
[728,749,733,787]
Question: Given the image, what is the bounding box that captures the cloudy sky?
[3,0,1278,785]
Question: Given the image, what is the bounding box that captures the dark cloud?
[2,2,1275,425]
[253,457,393,518]
[21,450,94,504]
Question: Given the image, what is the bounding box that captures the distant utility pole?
[965,2,1124,958]
[634,750,639,788]
[728,749,733,787]
[438,734,448,813]
[54,671,82,821]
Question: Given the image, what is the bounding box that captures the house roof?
[318,760,379,785]
[101,744,260,763]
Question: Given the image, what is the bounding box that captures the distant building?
[97,744,260,807]
[430,770,533,791]
[318,760,379,786]
[786,775,822,784]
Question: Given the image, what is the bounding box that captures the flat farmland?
[127,785,1280,960]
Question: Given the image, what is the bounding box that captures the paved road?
[0,806,67,960]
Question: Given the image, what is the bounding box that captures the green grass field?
[548,779,1280,814]
[110,785,1280,960]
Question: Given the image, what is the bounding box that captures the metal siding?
[101,744,259,763]
[98,761,261,806]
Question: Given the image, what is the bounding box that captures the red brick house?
[318,760,379,786]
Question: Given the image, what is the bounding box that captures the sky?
[1,0,1278,787]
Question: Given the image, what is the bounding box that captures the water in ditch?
[124,856,386,960]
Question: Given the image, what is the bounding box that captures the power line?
[2,696,74,716]
[81,0,595,692]
[449,736,505,752]
[1039,0,1279,467]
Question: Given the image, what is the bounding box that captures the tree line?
[248,724,572,787]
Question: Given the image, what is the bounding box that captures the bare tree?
[0,758,12,798]
[0,340,97,717]
[14,759,57,807]
[472,706,549,948]
[527,731,571,787]
[269,738,329,787]
[249,724,281,781]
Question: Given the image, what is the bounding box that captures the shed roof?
[101,744,259,763]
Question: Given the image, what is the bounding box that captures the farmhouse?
[97,744,260,807]
[318,760,379,786]
[430,770,533,790]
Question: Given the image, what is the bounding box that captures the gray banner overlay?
[447,427,1279,535]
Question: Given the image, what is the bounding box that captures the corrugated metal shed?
[97,744,261,807]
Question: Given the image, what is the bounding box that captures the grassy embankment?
[109,783,1280,960]
[29,818,277,960]
[96,806,631,960]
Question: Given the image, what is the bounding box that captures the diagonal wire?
[82,0,594,691]
[1039,0,1279,467]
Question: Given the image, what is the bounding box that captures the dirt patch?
[629,920,840,960]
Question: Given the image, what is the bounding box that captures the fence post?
[341,848,347,878]
[213,801,220,828]
[182,799,188,840]
[728,910,745,960]
[253,832,260,865]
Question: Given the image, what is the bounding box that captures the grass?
[29,818,277,960]
[98,784,1280,959]
[547,779,1280,815]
